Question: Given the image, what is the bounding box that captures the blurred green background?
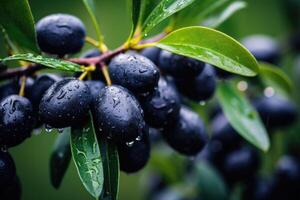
[4,0,294,199]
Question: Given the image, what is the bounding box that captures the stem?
[0,32,168,81]
[85,36,100,47]
[100,62,112,86]
[19,76,26,96]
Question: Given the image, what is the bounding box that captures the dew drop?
[126,141,135,147]
[135,136,142,141]
[199,101,206,106]
[45,124,53,133]
[57,128,64,133]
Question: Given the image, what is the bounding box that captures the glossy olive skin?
[158,50,205,78]
[176,64,216,101]
[29,74,61,108]
[39,78,92,128]
[211,113,243,150]
[140,47,161,65]
[0,152,16,187]
[163,107,208,156]
[85,80,105,104]
[275,156,300,187]
[109,53,160,94]
[118,127,150,173]
[0,176,21,200]
[94,85,146,142]
[0,95,34,147]
[0,78,34,101]
[242,35,281,64]
[142,77,181,128]
[242,178,276,200]
[36,14,86,56]
[222,147,260,183]
[253,96,298,129]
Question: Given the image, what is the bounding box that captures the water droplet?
[1,145,8,152]
[135,136,142,141]
[45,124,53,133]
[126,141,135,147]
[199,101,206,106]
[57,128,64,133]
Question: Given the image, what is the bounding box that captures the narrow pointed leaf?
[156,26,259,76]
[259,62,293,95]
[0,0,39,53]
[2,54,82,72]
[82,0,103,44]
[217,82,270,151]
[142,0,196,36]
[128,0,142,39]
[50,128,71,189]
[71,115,104,198]
[99,139,119,200]
[202,1,247,28]
[174,0,230,28]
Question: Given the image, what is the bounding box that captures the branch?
[0,65,44,79]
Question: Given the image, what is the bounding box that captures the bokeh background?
[2,0,298,199]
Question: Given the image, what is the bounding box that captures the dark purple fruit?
[140,47,161,65]
[118,127,150,173]
[142,77,181,128]
[85,80,105,104]
[176,64,216,101]
[163,107,207,156]
[39,78,92,128]
[0,152,16,187]
[0,95,33,147]
[158,50,205,78]
[29,74,61,107]
[36,14,86,56]
[211,113,243,150]
[0,176,21,200]
[109,53,160,94]
[222,147,260,183]
[253,96,298,129]
[94,85,146,142]
[242,35,281,64]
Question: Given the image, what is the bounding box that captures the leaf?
[99,139,119,200]
[202,1,247,28]
[173,0,230,28]
[82,0,103,44]
[196,161,228,200]
[2,54,82,72]
[50,128,71,189]
[217,82,270,151]
[259,62,293,95]
[141,0,196,36]
[0,0,39,53]
[71,115,104,198]
[140,0,160,25]
[128,0,142,40]
[156,26,259,76]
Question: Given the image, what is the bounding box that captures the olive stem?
[85,36,100,47]
[18,76,27,96]
[78,65,96,80]
[100,62,112,86]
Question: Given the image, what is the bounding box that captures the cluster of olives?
[0,11,299,200]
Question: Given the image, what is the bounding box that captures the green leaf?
[50,128,71,189]
[71,115,104,198]
[140,0,160,25]
[82,0,103,44]
[128,0,142,39]
[259,62,293,95]
[2,54,82,72]
[173,0,230,28]
[217,82,270,151]
[0,0,39,53]
[156,26,259,76]
[141,0,196,36]
[196,161,228,200]
[202,1,247,28]
[99,139,119,200]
